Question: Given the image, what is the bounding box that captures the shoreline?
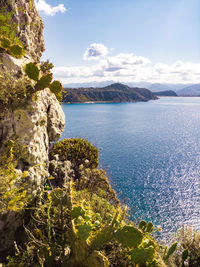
[62,99,155,105]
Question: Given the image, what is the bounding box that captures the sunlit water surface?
[62,97,200,236]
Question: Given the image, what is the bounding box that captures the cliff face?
[0,0,45,62]
[0,0,65,255]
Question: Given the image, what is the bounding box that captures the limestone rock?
[0,0,45,62]
[0,88,65,172]
[0,53,30,73]
[0,0,65,257]
[0,88,65,256]
[49,157,74,188]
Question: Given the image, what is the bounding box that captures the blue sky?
[35,0,200,84]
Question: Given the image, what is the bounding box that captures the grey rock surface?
[0,0,45,62]
[0,0,65,256]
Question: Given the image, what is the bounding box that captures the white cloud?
[83,43,108,60]
[53,47,200,85]
[100,53,151,72]
[35,0,66,16]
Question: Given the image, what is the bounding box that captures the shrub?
[50,138,99,177]
[76,167,120,206]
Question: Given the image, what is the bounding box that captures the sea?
[61,97,200,236]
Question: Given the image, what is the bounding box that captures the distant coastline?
[63,83,158,103]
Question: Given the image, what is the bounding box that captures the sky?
[34,0,200,85]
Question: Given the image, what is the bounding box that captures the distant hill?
[63,83,158,103]
[154,90,177,96]
[177,84,200,96]
[64,81,192,92]
[146,83,189,92]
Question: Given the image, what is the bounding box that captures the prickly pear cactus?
[35,73,53,90]
[24,62,63,100]
[25,62,40,81]
[90,226,114,251]
[131,246,155,264]
[114,225,143,248]
[164,242,178,261]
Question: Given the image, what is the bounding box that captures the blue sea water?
[62,97,200,235]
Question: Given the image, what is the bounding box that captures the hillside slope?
[154,90,177,96]
[63,83,158,103]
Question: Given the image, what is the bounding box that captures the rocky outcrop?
[0,88,65,256]
[49,156,74,188]
[0,88,65,176]
[0,0,65,256]
[0,0,45,62]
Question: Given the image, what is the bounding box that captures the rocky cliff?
[0,0,65,256]
[0,0,45,62]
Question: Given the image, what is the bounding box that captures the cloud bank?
[35,0,66,16]
[53,44,200,84]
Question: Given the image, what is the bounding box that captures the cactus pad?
[114,225,143,248]
[35,73,53,90]
[131,246,155,264]
[10,44,23,58]
[49,80,63,94]
[25,63,40,81]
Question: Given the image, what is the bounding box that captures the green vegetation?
[0,8,25,58]
[0,2,199,266]
[0,6,63,105]
[167,226,200,266]
[0,141,30,212]
[0,60,63,107]
[5,181,165,266]
[24,62,63,101]
[50,138,99,178]
[0,137,199,266]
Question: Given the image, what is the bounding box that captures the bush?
[76,167,119,206]
[50,138,99,177]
